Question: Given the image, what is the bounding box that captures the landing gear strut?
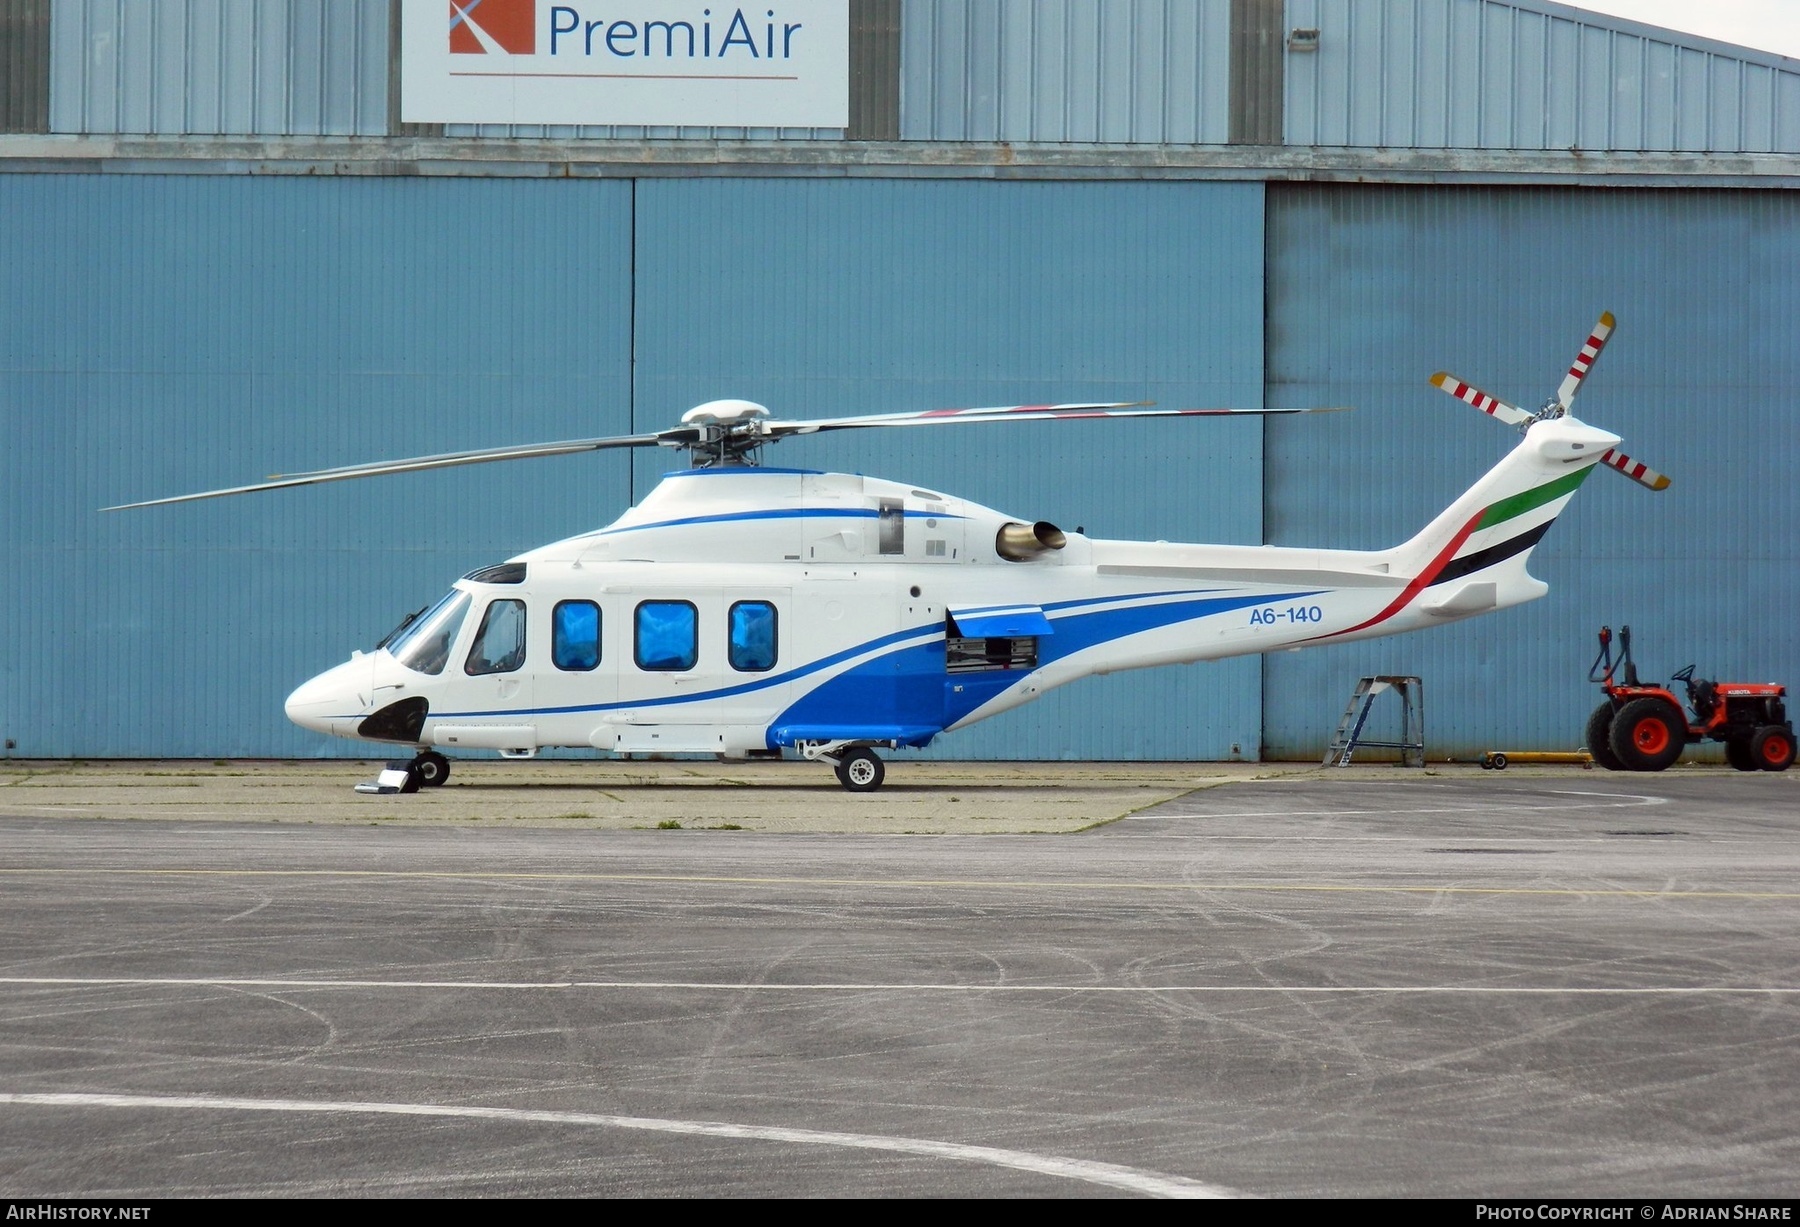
[799,741,889,791]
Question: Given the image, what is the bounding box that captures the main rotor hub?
[679,400,774,467]
[680,399,770,428]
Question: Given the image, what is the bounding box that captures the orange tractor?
[1587,626,1794,772]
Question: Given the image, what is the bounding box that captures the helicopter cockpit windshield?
[384,589,471,676]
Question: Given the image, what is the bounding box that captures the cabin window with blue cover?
[552,601,600,672]
[635,600,698,671]
[728,601,778,672]
[465,599,527,675]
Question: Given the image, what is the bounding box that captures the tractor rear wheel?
[1586,703,1624,771]
[1725,739,1759,771]
[1751,726,1795,772]
[1609,698,1686,772]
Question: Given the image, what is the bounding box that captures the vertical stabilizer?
[1373,416,1616,620]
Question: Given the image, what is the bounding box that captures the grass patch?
[711,823,743,830]
[656,819,682,829]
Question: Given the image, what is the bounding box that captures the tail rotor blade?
[1556,311,1615,411]
[1600,447,1671,492]
[1430,372,1531,426]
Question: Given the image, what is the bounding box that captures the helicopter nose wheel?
[410,750,451,787]
[833,748,885,792]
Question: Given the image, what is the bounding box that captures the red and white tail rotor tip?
[1429,372,1531,427]
[1601,448,1671,492]
[1556,310,1615,411]
[1429,312,1668,492]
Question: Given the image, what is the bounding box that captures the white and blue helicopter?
[111,314,1664,790]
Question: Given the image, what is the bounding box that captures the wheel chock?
[354,760,422,794]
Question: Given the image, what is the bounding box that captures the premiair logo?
[449,0,536,55]
[448,1,810,60]
[402,0,849,127]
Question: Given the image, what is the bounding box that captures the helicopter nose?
[285,657,371,736]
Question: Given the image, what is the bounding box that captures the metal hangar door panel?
[631,178,1267,760]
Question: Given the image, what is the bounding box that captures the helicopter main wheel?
[833,748,885,792]
[1609,698,1686,772]
[1724,738,1759,772]
[412,750,451,787]
[1751,726,1795,772]
[1585,703,1625,771]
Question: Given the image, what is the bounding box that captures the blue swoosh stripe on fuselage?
[587,507,968,537]
[774,589,1326,736]
[420,587,1318,723]
[1038,590,1323,662]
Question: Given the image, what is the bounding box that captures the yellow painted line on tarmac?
[0,866,1796,900]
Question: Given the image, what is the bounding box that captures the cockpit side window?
[388,590,471,676]
[465,599,527,675]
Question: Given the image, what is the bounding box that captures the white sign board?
[402,1,848,127]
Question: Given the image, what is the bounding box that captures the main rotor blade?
[1429,372,1531,426]
[768,402,1350,436]
[1599,447,1671,491]
[103,432,665,510]
[1556,311,1615,412]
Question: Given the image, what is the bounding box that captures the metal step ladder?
[1324,675,1425,767]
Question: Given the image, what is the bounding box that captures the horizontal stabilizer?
[1421,581,1498,618]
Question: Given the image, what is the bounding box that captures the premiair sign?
[402,0,848,127]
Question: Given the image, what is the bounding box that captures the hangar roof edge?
[0,134,1792,188]
[2,136,1797,189]
[1518,0,1800,69]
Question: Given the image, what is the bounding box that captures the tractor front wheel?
[1609,698,1686,772]
[1725,738,1759,771]
[1751,726,1795,772]
[1586,703,1625,771]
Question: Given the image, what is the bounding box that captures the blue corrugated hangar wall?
[5,174,1799,761]
[1262,184,1800,760]
[9,0,1800,763]
[0,174,1269,760]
